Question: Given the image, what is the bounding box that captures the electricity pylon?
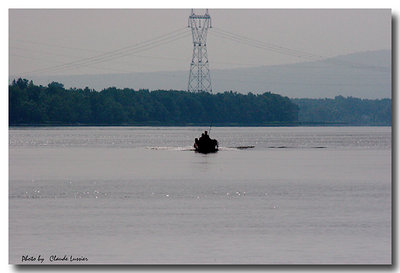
[188,9,212,93]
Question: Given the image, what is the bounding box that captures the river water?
[9,126,391,264]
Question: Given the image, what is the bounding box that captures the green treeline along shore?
[9,78,391,126]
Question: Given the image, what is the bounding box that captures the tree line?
[9,79,299,126]
[9,79,391,126]
[292,96,391,125]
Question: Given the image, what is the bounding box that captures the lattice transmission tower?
[187,9,212,93]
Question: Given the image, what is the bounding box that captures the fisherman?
[194,130,218,153]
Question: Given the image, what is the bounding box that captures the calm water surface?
[9,126,391,264]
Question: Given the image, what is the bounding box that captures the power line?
[211,27,389,73]
[24,28,189,75]
[13,23,389,78]
[18,27,189,76]
[12,41,264,69]
[44,31,191,75]
[13,39,104,54]
[211,28,320,60]
[11,53,134,74]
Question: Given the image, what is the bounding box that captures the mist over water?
[9,126,391,264]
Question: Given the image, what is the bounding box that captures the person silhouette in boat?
[199,131,210,144]
[194,130,218,152]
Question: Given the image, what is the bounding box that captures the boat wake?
[148,146,325,151]
[268,146,327,149]
[148,146,255,151]
[231,146,255,149]
[147,146,194,151]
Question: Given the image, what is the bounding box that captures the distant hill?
[11,49,391,99]
[217,49,391,99]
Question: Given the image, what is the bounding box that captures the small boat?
[194,131,218,153]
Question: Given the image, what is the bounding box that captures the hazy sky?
[9,9,391,77]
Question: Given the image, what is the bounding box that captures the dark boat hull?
[194,131,218,153]
[194,143,218,154]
